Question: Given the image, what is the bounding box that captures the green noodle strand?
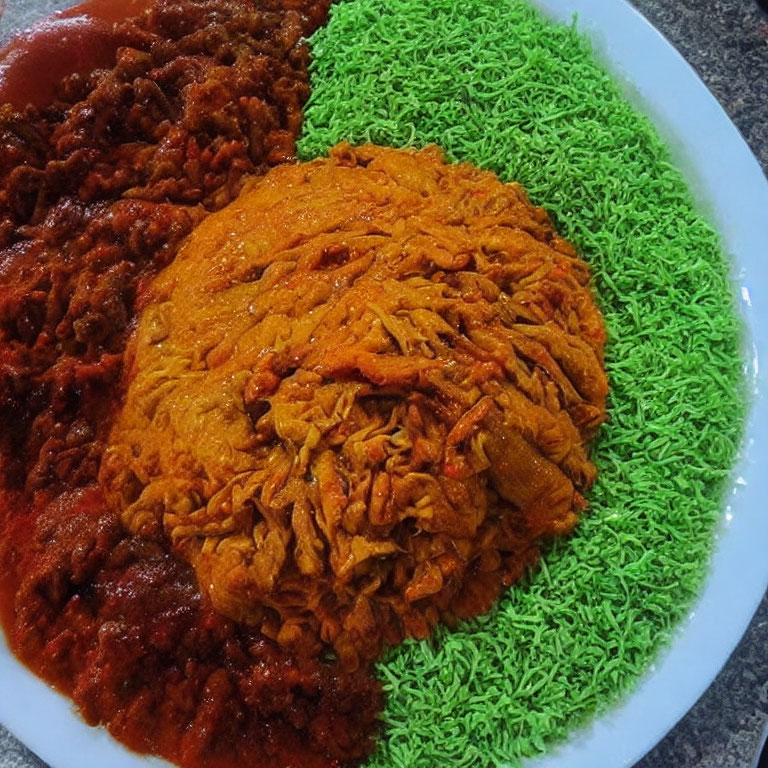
[298,1,747,765]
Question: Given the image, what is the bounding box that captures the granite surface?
[0,1,767,767]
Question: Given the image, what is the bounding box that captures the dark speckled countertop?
[1,1,767,767]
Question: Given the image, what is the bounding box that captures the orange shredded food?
[101,142,608,667]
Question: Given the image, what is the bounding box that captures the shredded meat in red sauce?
[2,486,377,767]
[0,2,382,767]
[1,0,329,491]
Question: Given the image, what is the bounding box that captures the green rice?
[298,1,747,765]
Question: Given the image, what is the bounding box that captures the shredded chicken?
[100,143,608,667]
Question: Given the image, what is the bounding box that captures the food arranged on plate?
[0,1,745,767]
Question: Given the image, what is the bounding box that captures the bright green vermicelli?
[298,1,747,765]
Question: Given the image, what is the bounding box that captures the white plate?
[1,2,767,767]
